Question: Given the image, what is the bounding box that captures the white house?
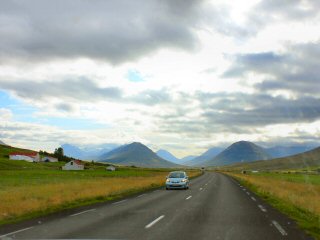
[106,166,116,171]
[9,152,40,162]
[62,160,84,170]
[42,156,58,162]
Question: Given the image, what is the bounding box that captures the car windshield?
[169,172,185,178]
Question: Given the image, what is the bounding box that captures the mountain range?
[98,142,179,168]
[62,143,119,160]
[183,147,224,166]
[222,146,320,171]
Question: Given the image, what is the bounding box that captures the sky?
[0,0,320,157]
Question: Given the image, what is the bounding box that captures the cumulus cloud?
[0,0,209,64]
[223,42,320,95]
[0,77,173,108]
[0,108,13,121]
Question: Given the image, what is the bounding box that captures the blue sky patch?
[126,69,144,82]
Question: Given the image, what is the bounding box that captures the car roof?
[169,171,186,174]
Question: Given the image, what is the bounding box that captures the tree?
[54,147,64,161]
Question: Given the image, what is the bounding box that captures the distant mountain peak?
[99,142,179,168]
[203,141,272,167]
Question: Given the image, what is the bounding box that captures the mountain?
[99,142,180,168]
[222,146,320,171]
[181,155,197,163]
[203,141,272,166]
[62,143,119,160]
[184,147,224,166]
[265,145,315,158]
[0,140,7,146]
[156,149,181,164]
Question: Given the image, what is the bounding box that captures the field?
[0,156,201,226]
[225,171,320,239]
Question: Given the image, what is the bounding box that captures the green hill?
[220,146,320,171]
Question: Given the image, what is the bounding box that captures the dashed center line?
[145,215,165,229]
[0,227,34,238]
[272,220,288,236]
[246,192,250,195]
[112,199,128,205]
[199,188,203,191]
[186,196,192,200]
[251,196,256,201]
[258,205,267,212]
[70,209,96,217]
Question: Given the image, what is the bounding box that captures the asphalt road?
[0,172,313,240]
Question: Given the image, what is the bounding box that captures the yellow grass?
[0,171,200,223]
[227,173,320,217]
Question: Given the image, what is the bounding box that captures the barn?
[9,152,40,162]
[42,156,58,162]
[62,160,84,170]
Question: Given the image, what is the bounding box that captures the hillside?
[184,147,223,166]
[99,142,180,168]
[265,145,315,158]
[221,146,320,171]
[203,141,272,166]
[0,140,7,146]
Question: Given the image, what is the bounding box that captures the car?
[166,171,189,190]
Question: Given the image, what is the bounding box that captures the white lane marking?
[186,196,192,200]
[199,188,203,191]
[258,205,267,212]
[246,192,250,195]
[137,193,146,198]
[70,209,96,217]
[145,215,165,229]
[0,227,34,238]
[251,196,256,201]
[112,199,128,205]
[272,220,288,236]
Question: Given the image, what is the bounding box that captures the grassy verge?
[0,160,201,226]
[224,172,320,239]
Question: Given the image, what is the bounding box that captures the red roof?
[10,152,38,157]
[73,160,84,165]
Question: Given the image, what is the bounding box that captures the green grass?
[228,173,320,239]
[247,172,320,185]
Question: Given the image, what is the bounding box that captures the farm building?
[106,166,116,171]
[9,152,40,162]
[62,160,84,170]
[42,156,58,162]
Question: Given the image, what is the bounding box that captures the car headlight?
[166,179,170,182]
[181,179,187,182]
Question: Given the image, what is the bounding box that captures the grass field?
[225,171,320,239]
[0,157,201,226]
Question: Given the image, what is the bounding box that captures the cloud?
[223,42,320,95]
[0,108,12,121]
[0,77,173,107]
[0,0,210,65]
[255,0,320,20]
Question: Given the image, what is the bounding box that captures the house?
[9,152,40,162]
[62,160,84,170]
[42,156,58,162]
[106,166,116,171]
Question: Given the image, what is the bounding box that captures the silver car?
[166,171,189,190]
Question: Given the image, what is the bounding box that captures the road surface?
[0,172,312,240]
